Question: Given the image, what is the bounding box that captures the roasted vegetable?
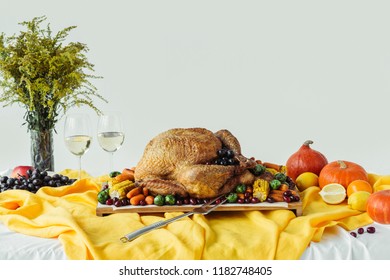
[109,171,121,178]
[274,172,287,183]
[250,164,266,176]
[113,168,135,184]
[97,189,109,204]
[235,184,246,194]
[109,180,135,199]
[268,190,285,202]
[269,179,281,190]
[252,179,270,202]
[165,194,176,205]
[154,195,165,206]
[226,192,238,203]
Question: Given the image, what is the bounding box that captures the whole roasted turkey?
[134,128,257,198]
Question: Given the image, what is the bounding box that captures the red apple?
[10,165,34,178]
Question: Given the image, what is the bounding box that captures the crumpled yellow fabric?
[0,170,377,260]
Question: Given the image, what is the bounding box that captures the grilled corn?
[109,180,135,199]
[253,179,270,202]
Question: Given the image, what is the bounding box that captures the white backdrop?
[1,0,390,176]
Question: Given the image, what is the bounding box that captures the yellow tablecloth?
[0,170,377,260]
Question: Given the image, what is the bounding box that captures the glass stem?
[78,155,82,180]
[109,152,114,172]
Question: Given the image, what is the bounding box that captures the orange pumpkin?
[367,190,390,224]
[318,160,368,190]
[286,140,328,181]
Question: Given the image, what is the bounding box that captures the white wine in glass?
[97,113,125,172]
[64,114,92,179]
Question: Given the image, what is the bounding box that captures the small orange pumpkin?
[286,140,328,181]
[318,160,368,190]
[367,190,390,224]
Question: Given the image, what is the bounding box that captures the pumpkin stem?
[303,140,314,146]
[338,160,347,169]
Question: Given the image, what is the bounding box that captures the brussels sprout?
[250,164,266,176]
[274,172,287,183]
[235,184,247,194]
[165,194,176,205]
[226,192,238,203]
[270,179,282,190]
[97,189,109,204]
[109,171,121,178]
[154,195,165,206]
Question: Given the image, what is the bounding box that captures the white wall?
[1,0,390,176]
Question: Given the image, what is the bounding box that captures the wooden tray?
[96,201,303,216]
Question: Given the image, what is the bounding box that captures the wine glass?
[97,112,125,172]
[64,114,92,180]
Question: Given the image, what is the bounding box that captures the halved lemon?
[319,183,347,204]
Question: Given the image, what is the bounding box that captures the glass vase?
[30,129,54,171]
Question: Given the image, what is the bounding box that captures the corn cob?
[252,179,270,202]
[109,180,135,199]
[279,165,287,174]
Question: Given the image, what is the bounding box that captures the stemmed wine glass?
[97,112,125,172]
[64,114,92,180]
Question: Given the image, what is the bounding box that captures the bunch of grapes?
[0,169,76,194]
[214,148,238,166]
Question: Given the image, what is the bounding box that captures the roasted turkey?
[134,128,257,198]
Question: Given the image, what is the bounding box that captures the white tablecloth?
[1,221,389,260]
[1,168,389,260]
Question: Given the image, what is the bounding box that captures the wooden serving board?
[96,201,303,217]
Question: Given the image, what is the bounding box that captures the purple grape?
[283,190,292,197]
[139,200,146,206]
[189,198,197,205]
[215,199,222,204]
[350,232,357,238]
[358,228,364,234]
[367,226,376,234]
[176,199,183,206]
[183,198,190,204]
[266,197,275,203]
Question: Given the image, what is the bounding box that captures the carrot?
[142,187,149,196]
[130,194,145,205]
[144,195,154,205]
[126,186,142,199]
[115,168,135,183]
[263,162,282,171]
[268,190,284,202]
[279,184,289,191]
[245,186,253,193]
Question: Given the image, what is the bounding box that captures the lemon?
[319,183,346,204]
[295,172,319,191]
[348,191,371,211]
